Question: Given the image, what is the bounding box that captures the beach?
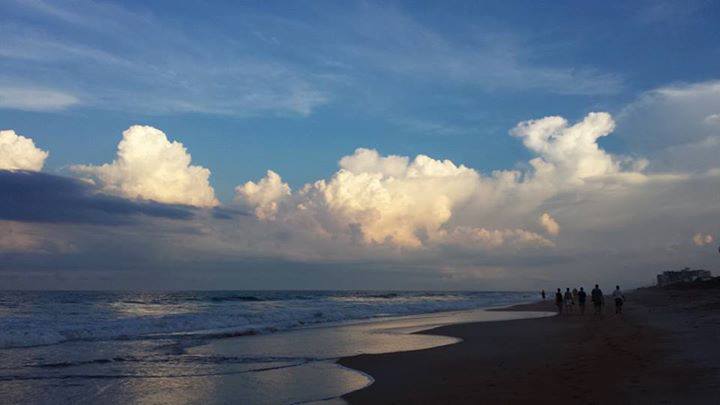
[1,287,718,404]
[340,285,720,404]
[0,291,546,404]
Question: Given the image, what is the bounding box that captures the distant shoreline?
[340,285,720,404]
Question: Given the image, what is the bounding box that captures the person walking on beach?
[613,285,625,314]
[572,288,578,305]
[564,288,573,313]
[541,289,546,300]
[591,284,604,315]
[577,287,587,315]
[555,288,563,314]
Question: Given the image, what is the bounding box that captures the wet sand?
[340,285,720,404]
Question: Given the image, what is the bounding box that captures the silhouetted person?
[578,287,587,315]
[591,284,603,315]
[541,289,546,300]
[564,288,573,313]
[555,288,563,314]
[613,285,624,314]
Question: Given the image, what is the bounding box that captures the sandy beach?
[340,284,720,404]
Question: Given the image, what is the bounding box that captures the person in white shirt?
[612,285,624,314]
[563,288,574,313]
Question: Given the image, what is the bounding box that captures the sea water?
[0,291,547,404]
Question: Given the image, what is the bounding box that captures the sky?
[1,0,719,290]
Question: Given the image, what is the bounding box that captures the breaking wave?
[0,290,533,349]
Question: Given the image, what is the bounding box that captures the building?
[657,268,713,287]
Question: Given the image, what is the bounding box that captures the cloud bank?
[72,126,218,207]
[237,148,487,248]
[3,85,720,289]
[0,130,49,171]
[236,112,651,250]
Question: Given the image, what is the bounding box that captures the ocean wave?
[31,354,323,369]
[0,291,533,349]
[209,295,266,302]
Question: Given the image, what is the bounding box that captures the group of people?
[540,285,625,315]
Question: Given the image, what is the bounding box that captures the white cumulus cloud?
[235,170,291,219]
[235,113,653,250]
[237,148,481,248]
[0,129,49,171]
[511,112,623,184]
[72,125,218,207]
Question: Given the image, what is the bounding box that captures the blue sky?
[2,0,718,201]
[1,0,720,289]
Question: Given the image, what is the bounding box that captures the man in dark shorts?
[555,288,563,314]
[577,287,587,315]
[591,284,603,315]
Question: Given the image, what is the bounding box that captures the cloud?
[72,125,218,207]
[235,112,649,250]
[3,108,689,289]
[210,206,250,220]
[539,213,559,236]
[0,0,620,119]
[511,112,625,183]
[618,80,720,172]
[0,170,195,224]
[620,81,720,146]
[235,170,291,220]
[0,86,79,111]
[704,113,720,126]
[453,112,649,233]
[0,221,44,253]
[443,227,554,249]
[692,232,714,246]
[0,2,328,116]
[635,0,709,25]
[331,3,623,96]
[0,220,76,254]
[0,129,49,171]
[237,148,481,248]
[3,105,720,289]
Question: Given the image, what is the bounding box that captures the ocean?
[0,290,544,404]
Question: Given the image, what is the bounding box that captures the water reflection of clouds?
[180,309,553,403]
[0,306,551,403]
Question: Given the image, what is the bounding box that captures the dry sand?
[340,284,720,404]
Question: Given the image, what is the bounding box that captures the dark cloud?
[211,206,249,220]
[0,170,195,224]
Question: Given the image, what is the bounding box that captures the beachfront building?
[657,268,713,287]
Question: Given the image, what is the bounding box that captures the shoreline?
[339,287,720,404]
